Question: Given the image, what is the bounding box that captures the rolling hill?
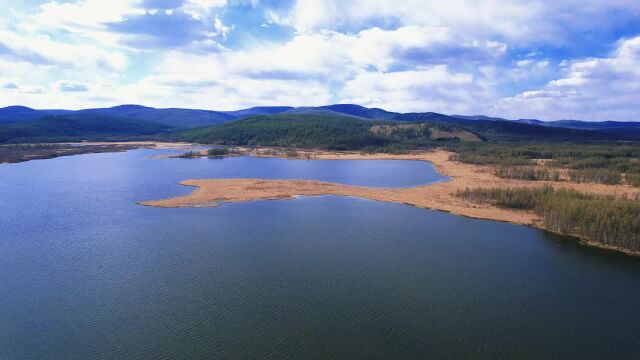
[181,112,627,150]
[320,104,399,120]
[395,113,633,140]
[449,119,622,141]
[393,112,469,123]
[1,103,639,144]
[222,106,294,118]
[78,105,236,128]
[0,113,173,143]
[0,106,72,124]
[182,114,393,150]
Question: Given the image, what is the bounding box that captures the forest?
[456,186,640,252]
[450,142,640,187]
[495,166,561,181]
[0,114,171,143]
[183,114,397,150]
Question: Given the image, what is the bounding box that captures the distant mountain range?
[0,106,72,124]
[0,103,639,143]
[2,103,638,128]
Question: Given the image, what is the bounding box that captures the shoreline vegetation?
[176,147,236,158]
[141,146,640,257]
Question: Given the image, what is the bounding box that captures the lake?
[1,148,640,359]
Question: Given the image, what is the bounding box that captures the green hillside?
[78,105,235,128]
[182,112,628,150]
[0,113,172,143]
[182,114,393,150]
[0,109,630,147]
[453,120,622,141]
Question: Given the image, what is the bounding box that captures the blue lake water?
[1,148,640,359]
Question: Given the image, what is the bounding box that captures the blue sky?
[1,0,639,120]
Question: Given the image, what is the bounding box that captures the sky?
[0,0,639,120]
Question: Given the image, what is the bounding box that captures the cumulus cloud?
[29,0,143,36]
[28,0,229,50]
[274,0,538,39]
[271,0,640,45]
[94,23,503,110]
[181,0,228,19]
[339,66,494,113]
[71,71,332,110]
[496,36,640,121]
[153,26,506,84]
[349,26,506,71]
[0,31,127,71]
[2,0,640,121]
[106,11,214,49]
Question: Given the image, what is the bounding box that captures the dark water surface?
[1,149,640,359]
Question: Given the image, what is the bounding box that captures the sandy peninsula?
[140,149,640,232]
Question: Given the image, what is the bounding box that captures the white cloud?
[0,26,127,109]
[339,66,494,113]
[0,31,127,71]
[273,0,540,39]
[0,20,518,112]
[349,26,507,71]
[130,75,332,109]
[24,0,228,49]
[496,36,640,120]
[182,0,228,19]
[212,16,231,38]
[27,0,143,43]
[153,26,506,83]
[36,0,142,26]
[272,0,640,45]
[30,0,227,31]
[2,0,639,121]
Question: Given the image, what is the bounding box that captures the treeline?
[177,148,235,158]
[207,148,229,156]
[495,166,561,181]
[551,156,640,173]
[450,142,640,168]
[568,169,622,185]
[448,152,532,166]
[177,150,201,158]
[450,142,640,186]
[456,186,640,252]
